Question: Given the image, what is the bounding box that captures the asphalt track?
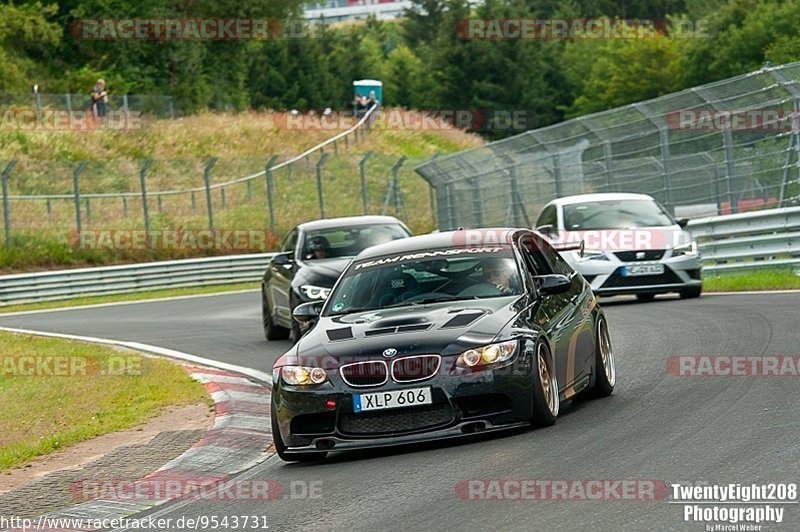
[3,291,799,531]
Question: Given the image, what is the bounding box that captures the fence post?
[122,196,128,217]
[72,161,88,236]
[359,151,373,214]
[158,195,163,214]
[247,180,253,202]
[1,160,17,249]
[203,157,218,231]
[122,94,130,119]
[659,129,674,215]
[139,159,153,242]
[265,155,278,231]
[221,188,226,209]
[191,191,196,212]
[66,94,72,113]
[392,156,407,215]
[46,200,52,222]
[603,141,614,193]
[333,138,338,155]
[552,155,563,197]
[470,178,482,226]
[722,129,738,214]
[316,153,329,218]
[85,197,91,224]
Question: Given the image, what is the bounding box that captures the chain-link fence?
[416,62,800,231]
[0,92,177,117]
[0,149,438,251]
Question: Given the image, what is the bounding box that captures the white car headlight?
[456,340,517,368]
[300,285,331,300]
[672,241,698,257]
[577,249,609,261]
[281,366,328,385]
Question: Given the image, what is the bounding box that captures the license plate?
[353,387,432,413]
[622,264,665,276]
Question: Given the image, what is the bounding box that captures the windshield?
[562,200,674,231]
[325,247,522,315]
[300,223,409,261]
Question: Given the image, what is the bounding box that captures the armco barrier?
[0,253,274,305]
[2,207,798,305]
[688,206,800,273]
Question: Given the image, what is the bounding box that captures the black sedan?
[270,228,616,461]
[262,216,411,343]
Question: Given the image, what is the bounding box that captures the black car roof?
[297,215,406,232]
[355,228,528,260]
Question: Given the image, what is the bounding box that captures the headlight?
[280,366,328,385]
[672,241,698,257]
[300,285,331,300]
[577,249,608,261]
[456,340,517,368]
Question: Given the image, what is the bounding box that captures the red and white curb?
[0,329,275,532]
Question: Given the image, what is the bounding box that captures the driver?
[305,236,331,260]
[482,258,515,294]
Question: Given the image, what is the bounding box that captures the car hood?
[299,257,353,278]
[554,225,690,252]
[276,297,528,368]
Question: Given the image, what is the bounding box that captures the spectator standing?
[91,79,108,121]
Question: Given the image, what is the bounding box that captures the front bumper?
[272,353,537,454]
[569,249,702,296]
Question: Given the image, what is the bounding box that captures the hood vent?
[442,312,485,329]
[364,323,431,337]
[326,327,354,341]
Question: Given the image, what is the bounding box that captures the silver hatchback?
[535,193,702,301]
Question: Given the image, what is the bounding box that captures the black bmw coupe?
[270,228,616,461]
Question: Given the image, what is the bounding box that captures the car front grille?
[340,361,388,387]
[391,355,441,383]
[339,403,454,435]
[614,250,666,261]
[601,267,682,288]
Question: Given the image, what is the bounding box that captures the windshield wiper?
[387,295,463,308]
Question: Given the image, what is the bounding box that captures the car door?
[518,232,574,394]
[270,229,298,327]
[538,239,595,395]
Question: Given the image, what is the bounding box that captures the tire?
[271,401,327,462]
[636,293,656,302]
[589,316,616,398]
[262,288,289,341]
[680,285,702,299]
[530,341,559,428]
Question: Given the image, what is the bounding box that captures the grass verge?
[0,331,210,471]
[0,282,259,314]
[703,268,800,292]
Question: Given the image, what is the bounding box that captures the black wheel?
[530,341,559,428]
[270,401,327,462]
[680,285,702,299]
[262,288,289,341]
[636,293,656,302]
[589,316,616,398]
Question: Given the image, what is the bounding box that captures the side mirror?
[271,252,294,266]
[536,274,572,295]
[293,302,322,322]
[676,218,689,229]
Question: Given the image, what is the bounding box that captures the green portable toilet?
[353,79,383,105]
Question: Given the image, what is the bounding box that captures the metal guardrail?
[3,205,797,305]
[0,253,274,305]
[688,206,800,273]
